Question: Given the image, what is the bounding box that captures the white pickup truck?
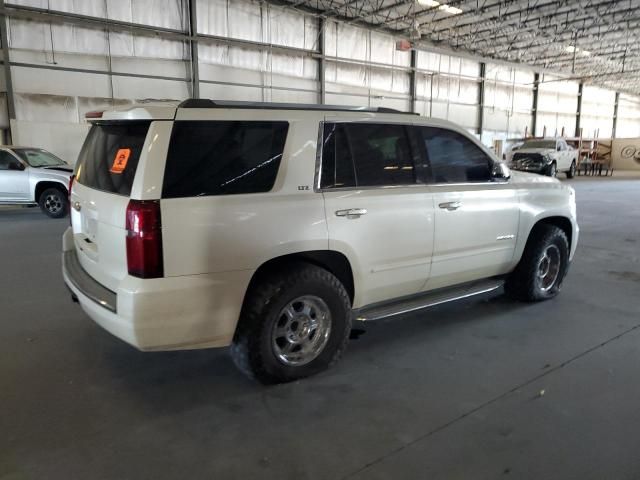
[0,146,72,217]
[509,138,578,178]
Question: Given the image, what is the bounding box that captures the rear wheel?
[566,161,576,179]
[505,224,569,302]
[230,262,352,384]
[38,187,68,218]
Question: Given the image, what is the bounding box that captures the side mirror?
[492,162,511,181]
[8,162,25,171]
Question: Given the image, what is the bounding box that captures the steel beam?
[575,83,583,137]
[612,91,620,139]
[477,62,486,138]
[187,0,199,98]
[0,0,15,123]
[532,73,539,137]
[318,17,326,104]
[409,49,417,114]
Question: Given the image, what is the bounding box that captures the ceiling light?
[438,4,462,14]
[565,45,576,53]
[417,0,440,6]
[581,50,591,56]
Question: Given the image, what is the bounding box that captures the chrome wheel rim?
[44,194,63,214]
[550,165,557,177]
[537,245,561,292]
[272,295,332,366]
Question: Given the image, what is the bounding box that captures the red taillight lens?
[68,174,75,200]
[68,174,75,226]
[125,200,163,279]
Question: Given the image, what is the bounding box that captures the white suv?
[62,100,579,383]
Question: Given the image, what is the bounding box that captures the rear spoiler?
[86,105,178,122]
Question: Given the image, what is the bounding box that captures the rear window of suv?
[162,121,288,198]
[74,121,150,196]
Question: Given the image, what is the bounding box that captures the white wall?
[1,0,639,157]
[10,120,90,164]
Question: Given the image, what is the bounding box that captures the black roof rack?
[177,99,417,115]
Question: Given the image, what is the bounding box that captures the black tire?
[505,224,569,302]
[547,162,557,177]
[230,262,352,384]
[566,161,576,179]
[38,187,68,218]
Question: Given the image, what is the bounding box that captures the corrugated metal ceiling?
[271,0,640,95]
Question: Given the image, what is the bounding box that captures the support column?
[612,91,619,139]
[477,62,486,138]
[409,49,417,114]
[187,0,199,99]
[575,82,583,137]
[531,73,539,137]
[318,17,326,105]
[0,0,16,135]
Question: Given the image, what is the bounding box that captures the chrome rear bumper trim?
[63,250,117,313]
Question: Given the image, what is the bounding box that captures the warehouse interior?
[2,0,640,478]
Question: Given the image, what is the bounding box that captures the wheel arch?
[244,250,355,304]
[35,180,68,201]
[528,215,573,251]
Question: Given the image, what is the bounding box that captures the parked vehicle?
[0,146,72,218]
[509,138,578,178]
[62,100,579,383]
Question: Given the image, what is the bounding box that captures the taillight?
[125,200,163,279]
[68,174,75,200]
[68,175,75,226]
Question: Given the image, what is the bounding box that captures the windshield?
[521,140,556,149]
[14,148,66,167]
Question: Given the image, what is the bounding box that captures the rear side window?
[75,122,150,196]
[421,127,491,183]
[162,121,288,198]
[320,123,415,189]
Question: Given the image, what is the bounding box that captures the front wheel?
[547,162,557,177]
[38,187,68,218]
[566,161,576,179]
[230,263,352,384]
[505,224,569,302]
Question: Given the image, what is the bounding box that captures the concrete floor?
[1,177,640,479]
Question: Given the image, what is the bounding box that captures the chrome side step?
[354,278,504,322]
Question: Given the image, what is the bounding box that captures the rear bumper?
[62,227,253,351]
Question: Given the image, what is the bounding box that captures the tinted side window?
[163,121,288,198]
[421,127,491,183]
[75,122,150,196]
[320,123,356,189]
[320,123,415,188]
[0,151,20,170]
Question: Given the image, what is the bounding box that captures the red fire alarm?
[395,39,413,51]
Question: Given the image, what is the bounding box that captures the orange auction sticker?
[110,148,131,174]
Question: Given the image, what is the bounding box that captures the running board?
[354,278,504,322]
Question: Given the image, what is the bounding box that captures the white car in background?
[0,146,72,218]
[509,138,578,178]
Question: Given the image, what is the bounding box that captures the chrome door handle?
[438,201,462,211]
[335,208,367,218]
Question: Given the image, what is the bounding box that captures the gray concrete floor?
[1,177,640,480]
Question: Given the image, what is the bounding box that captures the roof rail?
[177,99,417,115]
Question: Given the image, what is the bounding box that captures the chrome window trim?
[314,120,509,193]
[314,120,419,193]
